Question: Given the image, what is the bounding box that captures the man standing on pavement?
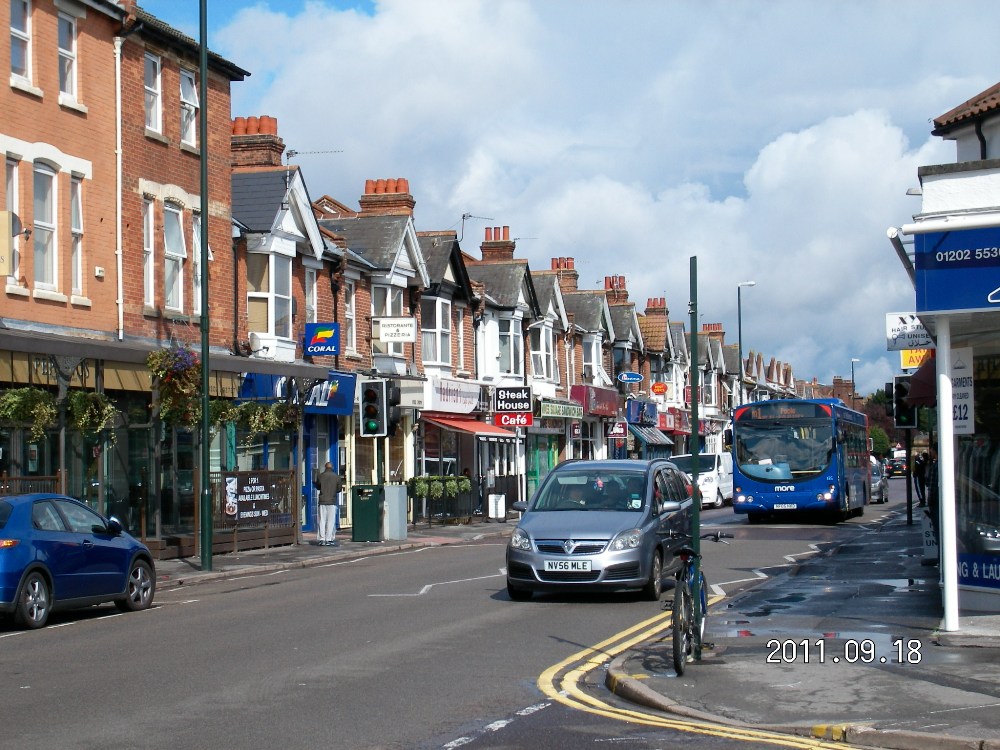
[315,462,342,546]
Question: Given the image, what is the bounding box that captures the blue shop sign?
[617,371,643,383]
[625,399,657,425]
[303,371,356,415]
[239,373,289,403]
[915,227,1000,314]
[304,322,340,356]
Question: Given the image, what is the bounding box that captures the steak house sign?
[494,387,532,412]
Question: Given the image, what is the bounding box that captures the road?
[0,480,913,749]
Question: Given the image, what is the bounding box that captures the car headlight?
[610,528,643,550]
[509,528,532,551]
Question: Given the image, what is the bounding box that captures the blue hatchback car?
[0,494,156,629]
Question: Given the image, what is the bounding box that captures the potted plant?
[66,390,118,438]
[147,345,202,427]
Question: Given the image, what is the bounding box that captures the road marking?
[369,570,504,597]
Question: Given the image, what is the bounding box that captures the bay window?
[421,298,451,365]
[530,324,557,381]
[247,253,293,339]
[372,284,403,356]
[499,318,523,376]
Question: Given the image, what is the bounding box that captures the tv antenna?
[285,148,343,164]
[458,212,493,243]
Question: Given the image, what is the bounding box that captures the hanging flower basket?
[147,345,202,427]
[66,390,118,437]
[0,387,57,441]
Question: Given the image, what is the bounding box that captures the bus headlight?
[818,485,836,501]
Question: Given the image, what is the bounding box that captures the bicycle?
[667,530,733,675]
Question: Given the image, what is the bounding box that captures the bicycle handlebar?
[670,530,734,543]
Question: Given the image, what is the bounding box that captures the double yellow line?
[537,605,854,749]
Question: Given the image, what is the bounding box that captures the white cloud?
[139,0,1000,396]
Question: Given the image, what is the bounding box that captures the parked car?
[505,459,693,601]
[886,458,908,478]
[668,452,734,508]
[870,460,889,503]
[0,494,156,629]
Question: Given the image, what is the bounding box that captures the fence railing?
[0,471,61,496]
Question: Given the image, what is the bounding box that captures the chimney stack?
[552,257,579,292]
[357,178,415,217]
[480,225,515,261]
[231,115,285,168]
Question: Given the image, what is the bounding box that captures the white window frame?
[499,317,523,377]
[142,198,154,306]
[191,213,202,315]
[179,69,198,146]
[582,336,597,380]
[246,253,293,339]
[10,0,30,82]
[530,323,557,381]
[304,268,317,323]
[32,163,56,291]
[6,159,20,283]
[344,279,356,353]
[456,306,465,371]
[372,284,404,356]
[144,52,161,133]
[163,203,185,312]
[57,12,76,100]
[70,175,82,295]
[421,297,452,366]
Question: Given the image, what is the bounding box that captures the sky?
[136,0,1000,398]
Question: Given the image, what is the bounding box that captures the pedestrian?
[314,461,342,546]
[913,451,928,506]
[925,444,940,549]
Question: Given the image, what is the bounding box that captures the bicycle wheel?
[672,579,692,675]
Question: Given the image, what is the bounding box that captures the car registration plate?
[544,559,593,572]
[773,503,797,510]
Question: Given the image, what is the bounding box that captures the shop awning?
[423,415,517,441]
[907,359,937,407]
[629,423,674,446]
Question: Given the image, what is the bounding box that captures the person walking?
[314,462,342,546]
[925,445,940,548]
[913,451,928,507]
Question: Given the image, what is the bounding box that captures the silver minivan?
[505,459,693,601]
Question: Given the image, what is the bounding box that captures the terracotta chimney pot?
[364,179,375,195]
[232,117,247,135]
[246,116,259,135]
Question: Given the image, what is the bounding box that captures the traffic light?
[885,381,894,418]
[385,380,402,437]
[893,375,916,429]
[359,380,387,437]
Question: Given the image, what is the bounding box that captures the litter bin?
[352,485,383,542]
[382,485,408,541]
[488,493,506,521]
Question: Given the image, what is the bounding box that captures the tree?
[869,424,890,458]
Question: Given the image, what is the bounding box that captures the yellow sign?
[900,348,933,369]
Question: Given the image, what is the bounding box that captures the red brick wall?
[1,5,119,332]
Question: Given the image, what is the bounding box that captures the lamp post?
[736,281,756,405]
[850,357,861,408]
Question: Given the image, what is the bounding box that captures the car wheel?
[507,580,532,601]
[15,571,50,629]
[642,551,663,601]
[713,491,724,509]
[116,559,155,612]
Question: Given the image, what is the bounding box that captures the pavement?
[153,510,1000,750]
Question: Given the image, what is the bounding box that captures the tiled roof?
[232,169,288,232]
[316,215,408,270]
[609,304,636,343]
[933,81,1000,135]
[134,7,249,79]
[637,313,669,352]
[465,260,530,309]
[563,291,605,331]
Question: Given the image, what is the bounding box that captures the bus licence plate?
[544,559,593,572]
[773,503,797,510]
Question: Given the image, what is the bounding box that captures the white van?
[669,452,734,509]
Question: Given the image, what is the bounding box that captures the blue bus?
[731,399,870,523]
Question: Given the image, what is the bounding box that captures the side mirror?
[511,501,528,512]
[660,500,682,514]
[107,517,124,536]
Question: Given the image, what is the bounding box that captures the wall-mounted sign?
[650,382,667,396]
[497,412,533,427]
[607,421,628,438]
[885,312,934,352]
[914,228,1000,314]
[617,371,642,383]
[900,348,934,370]
[372,316,417,342]
[951,347,974,435]
[304,322,340,356]
[494,386,532,412]
[538,399,584,419]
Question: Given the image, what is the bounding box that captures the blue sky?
[135,0,1000,397]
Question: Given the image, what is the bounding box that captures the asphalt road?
[0,486,909,749]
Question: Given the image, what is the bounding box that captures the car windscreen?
[532,469,646,512]
[0,500,11,529]
[669,455,714,474]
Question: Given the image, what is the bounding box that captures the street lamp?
[851,357,861,407]
[737,281,756,405]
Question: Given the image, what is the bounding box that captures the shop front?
[624,399,672,459]
[569,384,619,460]
[527,398,583,498]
